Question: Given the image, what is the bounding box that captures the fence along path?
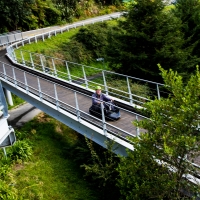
[0,60,147,141]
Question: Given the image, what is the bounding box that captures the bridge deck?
[1,49,200,166]
[0,50,145,138]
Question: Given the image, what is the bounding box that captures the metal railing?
[0,61,148,141]
[5,12,167,108]
[0,31,23,47]
[8,48,166,107]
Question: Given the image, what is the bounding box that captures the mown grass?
[10,113,100,200]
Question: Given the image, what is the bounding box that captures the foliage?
[117,66,200,199]
[106,0,200,81]
[0,0,34,32]
[172,0,200,62]
[0,180,18,200]
[81,138,120,199]
[7,140,33,162]
[61,22,116,64]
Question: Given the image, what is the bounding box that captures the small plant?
[7,140,32,162]
[0,180,17,200]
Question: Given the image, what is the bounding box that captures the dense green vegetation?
[82,66,200,199]
[0,0,124,33]
[15,0,200,84]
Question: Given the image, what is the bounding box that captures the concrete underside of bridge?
[1,81,133,156]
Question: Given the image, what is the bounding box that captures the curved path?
[0,52,144,138]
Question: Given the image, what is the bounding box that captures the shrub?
[0,180,17,200]
[7,140,32,162]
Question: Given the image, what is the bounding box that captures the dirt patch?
[13,163,24,171]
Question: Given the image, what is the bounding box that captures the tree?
[173,0,200,65]
[117,65,200,199]
[106,0,199,81]
[0,0,34,32]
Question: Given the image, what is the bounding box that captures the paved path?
[8,103,41,128]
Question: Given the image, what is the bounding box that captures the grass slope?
[12,112,99,200]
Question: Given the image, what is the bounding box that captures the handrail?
[6,12,167,108]
[0,60,146,141]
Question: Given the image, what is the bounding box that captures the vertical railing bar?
[82,66,88,89]
[29,52,34,69]
[20,50,25,65]
[37,77,43,101]
[52,58,57,77]
[40,55,45,72]
[127,76,133,105]
[157,84,160,100]
[12,67,17,87]
[2,64,7,81]
[101,102,107,136]
[136,115,140,136]
[75,92,81,122]
[54,84,60,111]
[102,71,108,95]
[12,48,17,62]
[24,72,29,94]
[65,61,71,82]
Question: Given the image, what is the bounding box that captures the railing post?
[65,61,71,82]
[35,36,37,43]
[28,38,31,44]
[102,71,108,95]
[42,34,44,41]
[52,58,57,77]
[127,76,133,105]
[22,40,24,46]
[101,102,107,136]
[136,115,140,136]
[20,50,25,65]
[75,92,81,122]
[48,32,51,38]
[24,72,29,94]
[12,68,17,87]
[82,66,88,89]
[37,77,43,101]
[54,84,60,111]
[12,48,17,62]
[40,55,45,72]
[2,64,7,81]
[157,84,160,100]
[29,53,34,69]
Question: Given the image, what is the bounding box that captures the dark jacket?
[92,93,111,106]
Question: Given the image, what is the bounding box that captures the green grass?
[8,94,25,110]
[11,113,100,200]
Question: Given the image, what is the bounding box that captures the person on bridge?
[92,86,113,110]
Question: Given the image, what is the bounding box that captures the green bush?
[0,180,17,200]
[7,140,32,162]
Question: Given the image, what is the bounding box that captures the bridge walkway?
[0,49,146,140]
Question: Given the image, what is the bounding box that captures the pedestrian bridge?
[0,13,165,156]
[0,12,199,189]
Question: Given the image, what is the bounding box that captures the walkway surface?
[0,53,142,138]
